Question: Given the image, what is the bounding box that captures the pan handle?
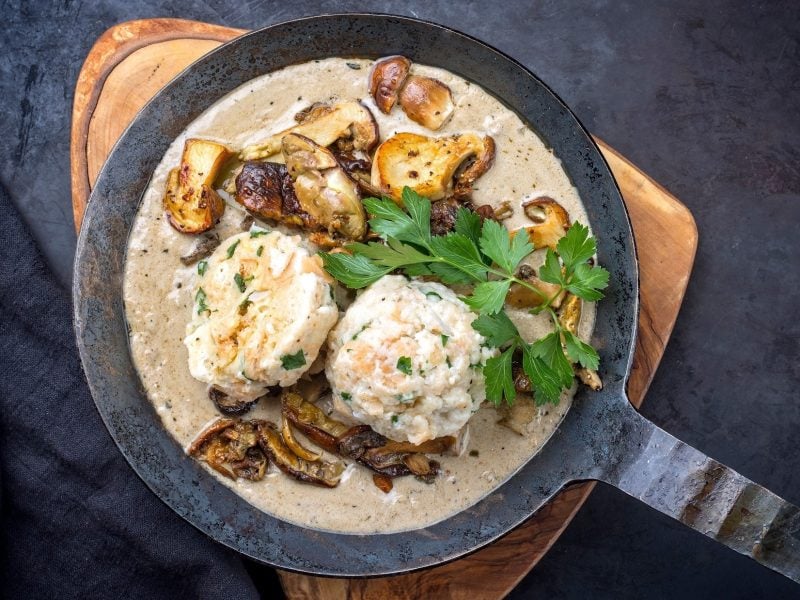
[595,401,800,583]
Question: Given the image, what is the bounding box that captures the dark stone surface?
[2,0,798,597]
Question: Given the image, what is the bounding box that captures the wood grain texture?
[69,19,698,600]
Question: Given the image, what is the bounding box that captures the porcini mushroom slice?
[234,161,311,228]
[281,414,322,462]
[398,75,455,130]
[371,132,495,202]
[369,55,412,114]
[506,264,565,309]
[188,418,268,481]
[240,101,379,160]
[557,293,603,390]
[257,422,344,488]
[519,197,570,250]
[577,367,603,391]
[164,139,231,234]
[557,293,582,335]
[497,394,540,436]
[282,391,350,453]
[282,133,366,240]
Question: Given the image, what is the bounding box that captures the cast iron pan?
[73,14,800,581]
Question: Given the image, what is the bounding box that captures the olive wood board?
[70,18,698,600]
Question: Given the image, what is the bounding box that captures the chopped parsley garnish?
[320,186,609,407]
[256,245,264,257]
[280,350,306,370]
[396,356,413,375]
[351,322,370,340]
[341,392,352,402]
[225,239,240,259]
[238,294,253,315]
[195,287,210,315]
[197,260,208,276]
[440,334,449,347]
[250,228,269,238]
[233,272,253,293]
[391,415,399,424]
[425,291,442,300]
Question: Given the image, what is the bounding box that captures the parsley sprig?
[320,187,610,407]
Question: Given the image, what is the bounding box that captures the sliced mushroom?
[257,421,344,487]
[519,197,570,250]
[557,293,582,335]
[577,367,603,391]
[282,391,351,453]
[506,264,565,309]
[164,139,231,234]
[180,232,220,265]
[282,133,366,240]
[240,101,379,160]
[497,394,540,436]
[282,392,449,479]
[188,418,268,481]
[369,55,411,113]
[332,149,382,196]
[493,200,514,220]
[294,102,331,124]
[399,75,455,130]
[281,414,322,462]
[371,132,495,202]
[208,386,259,416]
[557,293,603,391]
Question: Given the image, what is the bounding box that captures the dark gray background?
[2,0,799,597]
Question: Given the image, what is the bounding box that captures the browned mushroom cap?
[234,161,311,228]
[240,101,379,160]
[282,391,351,453]
[282,133,367,240]
[371,132,495,202]
[369,55,412,113]
[188,418,268,481]
[518,197,571,250]
[257,421,344,487]
[398,75,455,131]
[506,263,565,309]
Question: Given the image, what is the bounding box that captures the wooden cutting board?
[70,18,698,600]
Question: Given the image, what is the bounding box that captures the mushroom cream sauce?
[123,58,595,534]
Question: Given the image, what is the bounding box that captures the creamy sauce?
[123,58,595,534]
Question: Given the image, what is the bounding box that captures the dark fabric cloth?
[0,185,261,599]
